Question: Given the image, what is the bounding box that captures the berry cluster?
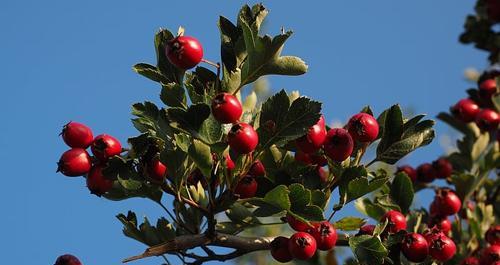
[270,215,337,262]
[397,157,453,183]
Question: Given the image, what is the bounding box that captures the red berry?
[295,151,313,165]
[248,160,266,177]
[91,134,122,162]
[417,163,436,183]
[461,256,480,265]
[288,232,317,260]
[311,154,328,166]
[307,221,337,251]
[211,93,243,124]
[61,121,94,148]
[486,225,500,246]
[147,158,167,182]
[479,79,498,98]
[165,36,203,69]
[316,166,329,184]
[225,154,235,171]
[480,245,500,265]
[57,149,92,177]
[423,227,445,243]
[287,214,312,232]
[433,188,462,216]
[357,224,376,236]
[397,165,417,182]
[296,115,327,153]
[380,210,407,233]
[475,109,500,131]
[428,233,456,261]
[270,236,293,263]
[452,99,480,123]
[86,165,113,196]
[346,113,379,142]
[461,256,479,265]
[234,176,257,199]
[228,123,258,154]
[429,217,452,235]
[402,233,429,263]
[433,158,453,179]
[323,128,354,162]
[54,254,83,265]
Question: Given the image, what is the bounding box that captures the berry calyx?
[286,214,311,232]
[479,79,498,98]
[480,245,500,265]
[486,225,500,246]
[248,160,266,177]
[86,165,114,196]
[288,232,317,260]
[397,165,417,182]
[432,158,453,179]
[307,221,337,251]
[91,134,122,162]
[451,99,480,123]
[346,113,379,142]
[380,210,407,233]
[296,115,327,153]
[433,188,462,216]
[323,128,354,162]
[270,236,293,263]
[357,224,376,236]
[228,122,258,154]
[54,254,83,265]
[234,176,257,199]
[57,149,92,177]
[402,233,429,263]
[428,233,456,261]
[147,158,167,182]
[429,217,452,235]
[61,121,94,148]
[417,163,437,183]
[165,35,203,69]
[211,93,243,124]
[475,109,500,131]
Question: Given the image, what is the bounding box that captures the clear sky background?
[0,1,489,264]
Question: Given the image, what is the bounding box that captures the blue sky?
[0,1,488,264]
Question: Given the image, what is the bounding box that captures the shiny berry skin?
[307,221,337,251]
[57,149,92,177]
[402,233,429,263]
[287,214,311,232]
[417,163,437,183]
[486,225,500,246]
[234,176,257,199]
[428,233,456,261]
[433,158,453,179]
[248,160,266,177]
[380,210,407,233]
[323,128,354,162]
[475,109,500,131]
[165,36,203,69]
[147,158,167,182]
[357,224,376,236]
[211,93,243,124]
[430,217,452,235]
[397,165,417,182]
[461,256,479,265]
[54,254,83,265]
[228,123,258,154]
[91,134,122,162]
[479,79,498,98]
[296,115,327,153]
[452,99,480,123]
[480,245,500,265]
[270,236,293,263]
[61,121,94,148]
[288,232,317,260]
[346,113,379,142]
[86,165,113,196]
[225,154,235,171]
[433,188,462,216]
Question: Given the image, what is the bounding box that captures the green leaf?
[311,190,328,209]
[160,148,188,187]
[355,198,389,221]
[389,172,414,214]
[292,205,325,222]
[263,185,291,210]
[154,29,185,84]
[334,217,366,231]
[198,116,223,145]
[218,16,245,92]
[133,63,169,84]
[160,82,187,109]
[289,183,311,211]
[377,105,403,155]
[339,167,389,205]
[167,103,211,137]
[188,139,213,178]
[156,218,176,242]
[252,201,284,217]
[451,173,476,200]
[349,235,388,264]
[226,203,261,225]
[437,112,476,137]
[131,102,174,146]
